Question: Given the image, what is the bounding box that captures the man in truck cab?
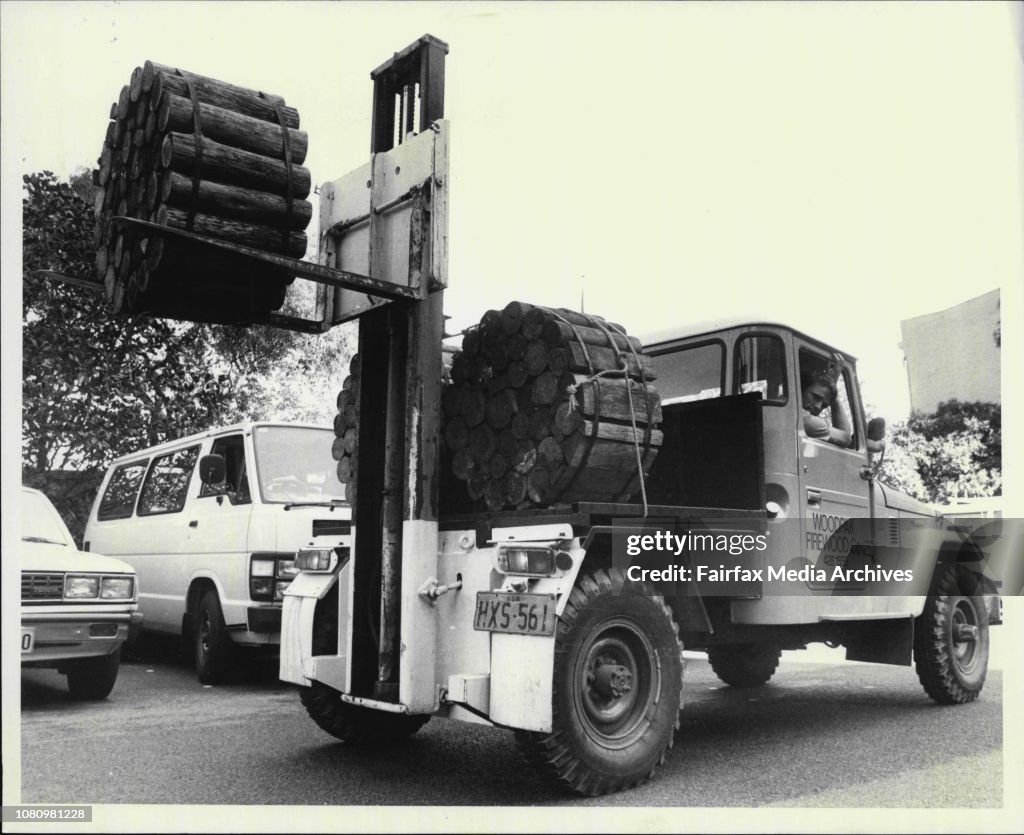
[801,352,853,447]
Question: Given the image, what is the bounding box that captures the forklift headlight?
[296,548,337,572]
[496,545,555,576]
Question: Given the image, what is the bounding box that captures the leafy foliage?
[876,399,1001,504]
[22,170,352,540]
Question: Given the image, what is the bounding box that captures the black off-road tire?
[514,568,684,797]
[298,682,430,743]
[66,650,121,701]
[914,564,989,704]
[195,590,234,685]
[707,643,782,688]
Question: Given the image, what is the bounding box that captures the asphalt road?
[18,641,1003,810]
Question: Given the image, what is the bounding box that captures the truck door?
[794,343,870,581]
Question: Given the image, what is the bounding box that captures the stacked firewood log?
[92,61,310,320]
[442,302,662,510]
[332,354,361,508]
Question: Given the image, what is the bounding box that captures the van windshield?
[252,426,347,505]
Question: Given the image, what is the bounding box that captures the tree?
[22,170,344,540]
[876,400,1001,505]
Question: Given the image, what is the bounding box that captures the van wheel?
[915,565,989,704]
[515,568,683,796]
[66,650,120,700]
[298,683,429,743]
[707,643,781,687]
[195,590,234,684]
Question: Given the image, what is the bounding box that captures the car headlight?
[65,575,99,598]
[277,559,299,579]
[100,576,135,600]
[251,557,276,577]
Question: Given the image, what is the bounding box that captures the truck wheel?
[195,590,234,684]
[707,643,781,687]
[66,650,121,700]
[914,565,989,704]
[298,683,429,743]
[515,568,683,796]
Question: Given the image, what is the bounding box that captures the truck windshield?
[252,426,348,505]
[21,491,72,546]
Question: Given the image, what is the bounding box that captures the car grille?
[22,572,64,601]
[313,519,351,537]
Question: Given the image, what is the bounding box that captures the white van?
[84,422,350,683]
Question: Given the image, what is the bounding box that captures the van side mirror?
[199,454,226,485]
[866,417,886,454]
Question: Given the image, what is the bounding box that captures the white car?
[21,487,142,700]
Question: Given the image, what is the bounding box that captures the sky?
[2,4,1023,830]
[2,1,1021,423]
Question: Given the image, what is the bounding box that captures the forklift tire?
[707,643,781,688]
[914,564,989,704]
[299,683,430,744]
[194,590,234,685]
[515,568,683,797]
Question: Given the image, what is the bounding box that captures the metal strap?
[179,72,203,232]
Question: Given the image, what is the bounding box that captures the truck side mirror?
[199,454,226,485]
[866,417,886,454]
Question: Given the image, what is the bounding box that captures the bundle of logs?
[332,353,361,509]
[442,303,662,510]
[91,61,311,321]
[329,302,663,513]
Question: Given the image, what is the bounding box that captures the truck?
[90,35,1002,797]
[271,37,1002,796]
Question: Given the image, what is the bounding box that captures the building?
[899,289,1001,414]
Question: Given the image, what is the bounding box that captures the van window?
[253,426,346,504]
[199,434,251,504]
[649,341,725,405]
[97,461,148,520]
[137,446,200,516]
[734,334,787,404]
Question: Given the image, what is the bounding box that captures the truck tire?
[195,590,234,684]
[515,568,683,796]
[707,643,781,687]
[298,683,429,743]
[66,650,121,701]
[914,565,989,704]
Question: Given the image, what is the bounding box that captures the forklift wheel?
[515,568,683,797]
[707,643,781,688]
[299,683,430,743]
[914,564,989,704]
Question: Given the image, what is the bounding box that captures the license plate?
[21,628,35,654]
[474,592,557,636]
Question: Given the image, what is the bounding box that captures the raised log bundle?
[332,353,361,508]
[91,61,310,322]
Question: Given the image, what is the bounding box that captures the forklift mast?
[343,35,448,706]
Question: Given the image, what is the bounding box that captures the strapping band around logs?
[181,72,204,232]
[270,97,295,252]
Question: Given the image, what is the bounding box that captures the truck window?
[198,434,251,503]
[97,461,148,521]
[137,446,200,516]
[649,341,724,405]
[798,348,857,448]
[253,426,347,504]
[734,334,787,404]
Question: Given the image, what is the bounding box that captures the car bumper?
[247,606,282,634]
[21,610,140,667]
